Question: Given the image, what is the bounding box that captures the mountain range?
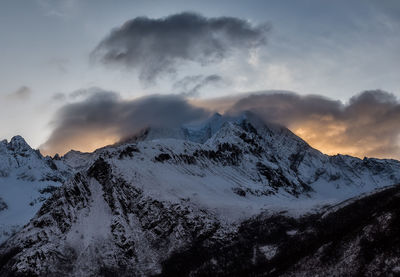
[1,112,400,276]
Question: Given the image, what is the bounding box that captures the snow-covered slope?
[159,183,400,276]
[0,136,72,243]
[1,113,400,276]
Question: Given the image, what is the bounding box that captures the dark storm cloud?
[5,86,32,101]
[41,89,210,155]
[227,90,400,159]
[91,12,269,82]
[173,74,225,96]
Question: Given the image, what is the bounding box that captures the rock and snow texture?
[1,113,400,276]
[159,184,400,276]
[0,136,72,243]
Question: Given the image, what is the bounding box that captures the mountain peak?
[210,112,222,119]
[10,135,26,142]
[126,111,298,148]
[8,135,32,152]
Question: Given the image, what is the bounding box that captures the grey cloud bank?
[41,90,210,155]
[227,90,400,158]
[42,89,400,160]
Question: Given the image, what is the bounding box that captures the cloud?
[5,86,32,101]
[226,90,400,159]
[226,91,342,126]
[50,87,106,104]
[42,88,400,160]
[91,12,269,83]
[173,74,225,96]
[51,92,67,102]
[68,87,104,100]
[41,89,210,155]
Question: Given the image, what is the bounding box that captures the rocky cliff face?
[158,184,400,277]
[1,114,400,276]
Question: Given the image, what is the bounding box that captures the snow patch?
[259,245,278,260]
[286,230,298,236]
[66,179,112,251]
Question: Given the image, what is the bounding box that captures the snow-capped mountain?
[1,113,400,276]
[0,136,72,243]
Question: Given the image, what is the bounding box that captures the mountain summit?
[0,136,72,243]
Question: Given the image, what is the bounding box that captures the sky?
[1,0,400,158]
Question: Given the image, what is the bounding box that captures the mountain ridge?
[1,113,400,276]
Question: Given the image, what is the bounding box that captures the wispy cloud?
[173,74,225,97]
[5,86,32,101]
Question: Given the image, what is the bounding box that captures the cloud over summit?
[91,12,269,82]
[41,90,210,155]
[42,88,400,160]
[227,90,400,159]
